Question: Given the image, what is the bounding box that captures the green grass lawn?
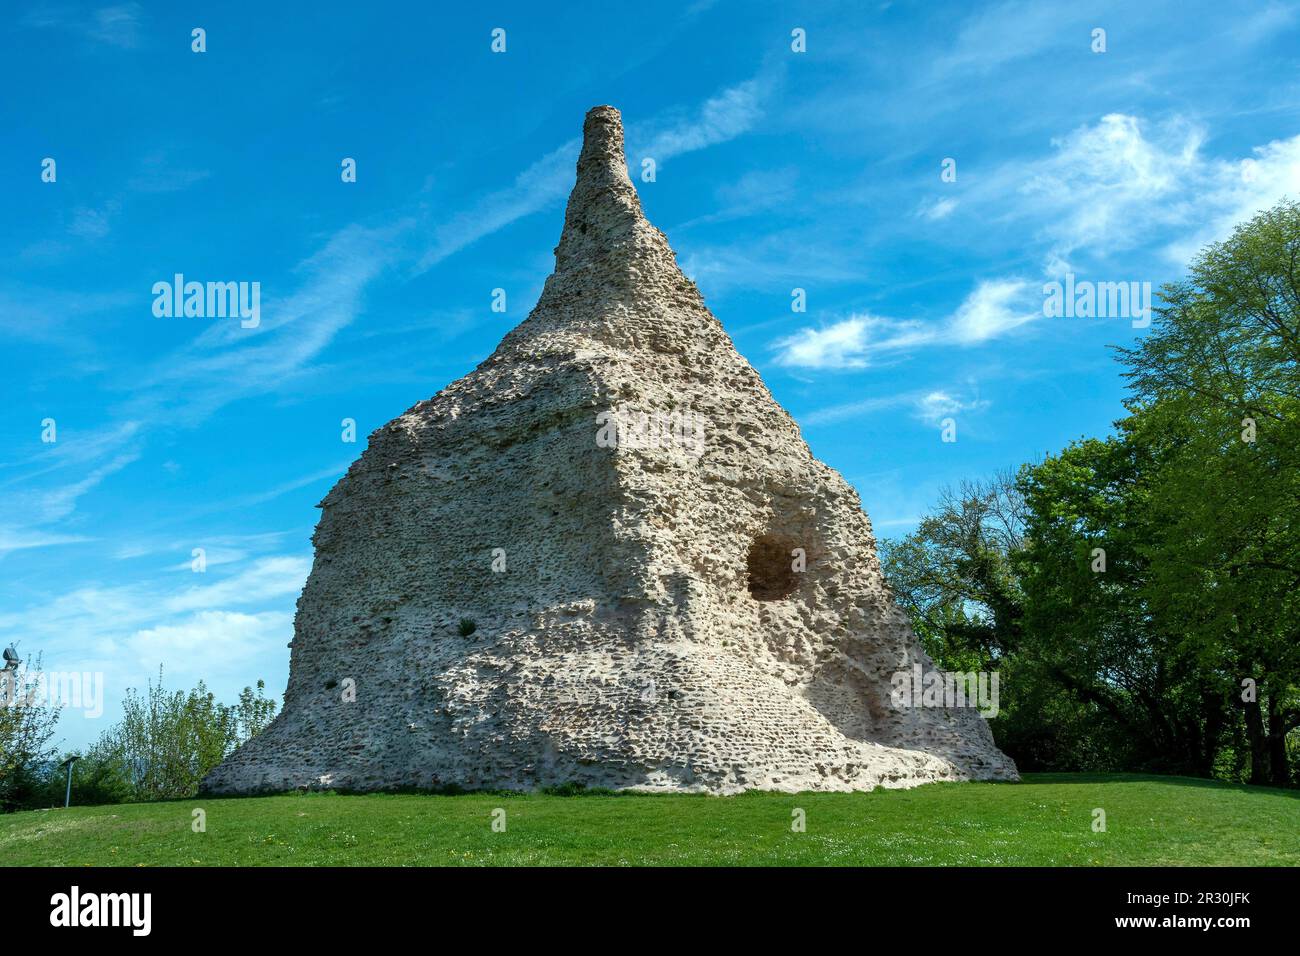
[2,773,1296,866]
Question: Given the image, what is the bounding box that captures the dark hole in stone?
[747,534,800,601]
[324,679,338,690]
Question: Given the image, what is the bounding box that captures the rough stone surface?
[204,106,1018,795]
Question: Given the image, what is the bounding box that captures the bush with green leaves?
[0,655,61,811]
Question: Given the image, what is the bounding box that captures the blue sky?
[4,0,1299,749]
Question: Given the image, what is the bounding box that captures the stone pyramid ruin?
[204,106,1017,795]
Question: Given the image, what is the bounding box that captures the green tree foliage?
[880,471,1134,771]
[5,674,279,810]
[1016,435,1228,775]
[1116,199,1300,784]
[879,471,1025,672]
[58,740,134,806]
[883,199,1300,783]
[93,672,278,801]
[0,655,62,810]
[233,681,278,742]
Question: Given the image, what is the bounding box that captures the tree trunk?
[1198,692,1224,778]
[1267,699,1291,787]
[1243,697,1269,784]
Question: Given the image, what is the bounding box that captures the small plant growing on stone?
[458,618,477,637]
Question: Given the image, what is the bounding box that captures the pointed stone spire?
[574,106,640,208]
[202,105,1018,799]
[488,104,716,361]
[554,106,659,273]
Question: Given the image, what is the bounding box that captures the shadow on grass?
[169,772,1299,805]
[290,781,633,799]
[1022,771,1300,798]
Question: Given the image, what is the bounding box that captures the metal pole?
[63,757,78,808]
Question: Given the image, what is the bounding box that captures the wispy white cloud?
[716,167,799,209]
[771,107,1300,373]
[675,167,800,230]
[0,556,307,669]
[0,554,309,737]
[918,197,959,221]
[913,389,990,425]
[0,285,135,352]
[67,201,120,239]
[772,313,931,369]
[1227,1,1299,46]
[126,610,292,677]
[772,278,1038,369]
[417,73,772,273]
[0,420,143,566]
[163,556,311,613]
[1010,113,1300,272]
[0,217,399,567]
[927,0,1075,78]
[803,388,989,426]
[629,77,767,161]
[127,153,210,193]
[127,221,409,424]
[0,529,95,558]
[1165,132,1300,264]
[801,394,905,423]
[946,278,1038,343]
[0,420,142,477]
[188,462,352,518]
[87,3,141,47]
[24,3,143,49]
[416,141,577,272]
[19,452,140,525]
[113,530,291,567]
[680,226,865,293]
[1016,114,1202,270]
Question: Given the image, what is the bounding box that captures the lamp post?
[2,646,21,708]
[61,755,79,809]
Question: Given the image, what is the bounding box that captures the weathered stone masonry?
[203,106,1018,795]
